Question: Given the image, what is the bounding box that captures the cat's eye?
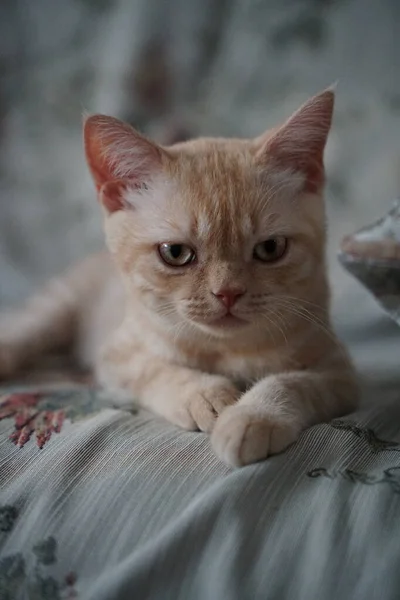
[158,243,196,267]
[253,237,288,263]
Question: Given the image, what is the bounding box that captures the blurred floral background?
[0,0,399,375]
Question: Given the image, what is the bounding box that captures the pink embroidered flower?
[0,387,107,449]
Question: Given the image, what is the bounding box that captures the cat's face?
[103,144,325,339]
[84,89,333,341]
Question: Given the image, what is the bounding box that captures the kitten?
[0,89,358,466]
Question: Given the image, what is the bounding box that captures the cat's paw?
[174,376,239,433]
[211,404,300,467]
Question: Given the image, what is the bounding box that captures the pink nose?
[213,288,245,309]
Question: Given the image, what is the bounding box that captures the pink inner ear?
[99,179,131,213]
[83,115,162,192]
[258,89,334,192]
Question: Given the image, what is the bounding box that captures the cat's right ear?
[83,115,165,213]
[255,88,335,193]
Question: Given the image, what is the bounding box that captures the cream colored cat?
[0,89,358,466]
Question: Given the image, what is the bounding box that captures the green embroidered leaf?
[0,537,77,597]
[331,420,400,453]
[33,537,57,566]
[308,465,400,494]
[0,505,18,533]
[28,575,60,600]
[384,467,400,493]
[0,554,26,600]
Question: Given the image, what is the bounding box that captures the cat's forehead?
[129,139,316,246]
[167,141,303,243]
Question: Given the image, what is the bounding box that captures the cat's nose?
[212,287,245,309]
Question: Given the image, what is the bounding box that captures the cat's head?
[84,90,333,341]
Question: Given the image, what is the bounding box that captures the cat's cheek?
[211,403,301,467]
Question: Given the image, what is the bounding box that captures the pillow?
[339,199,400,326]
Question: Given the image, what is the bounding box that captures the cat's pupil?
[264,239,277,254]
[170,244,182,259]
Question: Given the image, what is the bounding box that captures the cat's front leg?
[142,369,240,432]
[211,367,358,467]
[98,347,239,432]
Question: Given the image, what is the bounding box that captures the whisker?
[268,308,289,345]
[273,299,348,360]
[257,309,290,346]
[263,307,291,345]
[277,294,329,315]
[277,299,330,331]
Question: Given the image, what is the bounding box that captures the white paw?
[173,377,239,433]
[211,404,301,467]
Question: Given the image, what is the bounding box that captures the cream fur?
[0,89,358,467]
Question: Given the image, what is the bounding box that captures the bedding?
[1,368,400,600]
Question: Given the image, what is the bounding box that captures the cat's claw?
[172,378,239,433]
[211,405,300,467]
[190,386,238,432]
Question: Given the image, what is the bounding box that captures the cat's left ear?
[256,88,335,193]
[83,114,167,213]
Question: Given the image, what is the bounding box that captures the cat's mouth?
[209,314,247,328]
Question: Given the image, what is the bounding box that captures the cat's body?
[0,89,359,466]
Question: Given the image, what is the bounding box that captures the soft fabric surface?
[1,382,400,600]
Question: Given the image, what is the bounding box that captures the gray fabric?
[1,385,400,600]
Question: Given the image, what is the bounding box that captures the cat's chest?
[216,353,280,381]
[189,349,289,382]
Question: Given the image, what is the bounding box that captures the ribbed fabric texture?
[1,391,400,600]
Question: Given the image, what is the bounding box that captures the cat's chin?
[192,314,249,337]
[210,314,247,328]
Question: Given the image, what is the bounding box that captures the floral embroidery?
[33,537,57,566]
[0,505,77,599]
[308,466,400,493]
[0,506,18,533]
[330,419,400,453]
[0,388,118,449]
